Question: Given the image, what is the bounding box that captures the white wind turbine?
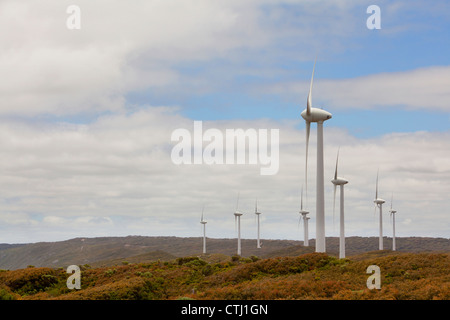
[389,193,397,251]
[255,199,262,249]
[200,205,207,254]
[234,193,243,256]
[299,186,310,246]
[331,150,348,259]
[301,57,332,253]
[373,171,385,250]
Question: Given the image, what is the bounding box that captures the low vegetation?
[0,252,448,300]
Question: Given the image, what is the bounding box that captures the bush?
[0,288,16,300]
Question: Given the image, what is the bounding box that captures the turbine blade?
[236,192,240,211]
[307,57,317,116]
[300,185,304,211]
[375,170,379,200]
[333,184,337,229]
[334,148,339,181]
[390,192,394,210]
[305,121,310,200]
[374,203,377,219]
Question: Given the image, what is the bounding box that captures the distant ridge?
[0,236,448,270]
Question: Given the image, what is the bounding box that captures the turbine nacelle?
[301,108,332,123]
[389,209,397,214]
[374,198,385,205]
[299,210,309,216]
[200,206,207,224]
[234,211,243,217]
[331,177,348,186]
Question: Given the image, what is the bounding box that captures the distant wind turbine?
[373,171,385,250]
[389,193,397,251]
[234,193,243,256]
[331,149,348,259]
[255,199,262,249]
[299,186,310,246]
[200,205,207,254]
[301,57,332,253]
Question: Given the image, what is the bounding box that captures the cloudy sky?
[0,0,449,244]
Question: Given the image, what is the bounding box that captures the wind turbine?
[200,205,207,254]
[301,57,332,253]
[331,149,348,259]
[373,171,385,250]
[255,199,262,249]
[299,186,310,246]
[389,193,397,251]
[234,193,243,256]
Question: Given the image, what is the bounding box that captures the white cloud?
[0,110,448,243]
[0,1,448,244]
[0,0,386,116]
[0,0,277,116]
[264,65,450,112]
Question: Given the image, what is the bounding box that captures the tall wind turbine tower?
[301,58,332,253]
[234,193,243,256]
[373,171,385,250]
[331,150,348,259]
[255,199,262,249]
[299,187,310,246]
[200,206,207,254]
[389,194,397,251]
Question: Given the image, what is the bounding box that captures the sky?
[0,0,449,244]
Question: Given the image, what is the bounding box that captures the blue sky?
[122,0,450,138]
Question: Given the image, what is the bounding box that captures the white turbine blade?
[375,170,379,200]
[305,121,310,200]
[333,184,337,230]
[334,148,339,181]
[236,192,240,211]
[390,192,394,210]
[306,57,317,116]
[300,186,304,211]
[201,204,205,222]
[332,149,339,233]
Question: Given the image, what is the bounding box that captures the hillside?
[0,236,448,270]
[0,252,448,300]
